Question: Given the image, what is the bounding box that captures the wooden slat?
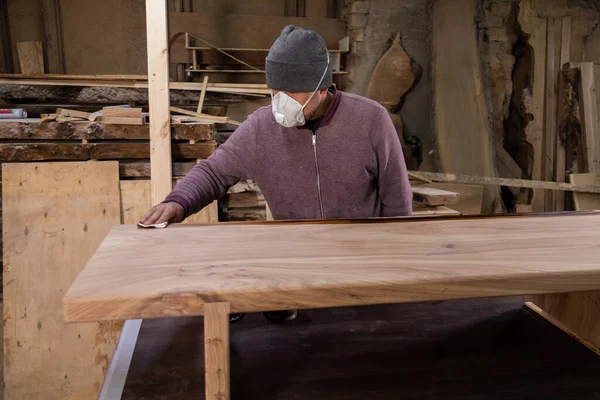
[41,0,65,73]
[579,62,600,176]
[0,142,217,161]
[64,213,600,322]
[409,171,600,194]
[3,162,122,399]
[543,17,560,211]
[555,16,571,211]
[119,161,197,178]
[204,303,230,400]
[412,186,459,206]
[16,41,44,74]
[432,0,498,212]
[147,0,172,203]
[219,191,266,209]
[0,120,214,140]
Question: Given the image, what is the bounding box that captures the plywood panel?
[120,179,218,224]
[3,161,122,399]
[432,0,498,213]
[16,41,44,74]
[64,213,600,322]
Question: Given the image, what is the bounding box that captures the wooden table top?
[64,213,600,322]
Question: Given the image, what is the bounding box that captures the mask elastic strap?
[301,52,330,110]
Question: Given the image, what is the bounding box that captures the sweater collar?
[298,86,342,130]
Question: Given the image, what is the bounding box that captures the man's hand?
[140,202,185,225]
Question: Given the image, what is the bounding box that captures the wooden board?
[555,16,571,212]
[0,120,214,141]
[147,0,172,203]
[569,173,600,211]
[203,303,230,400]
[425,183,484,214]
[579,62,600,176]
[432,0,498,213]
[120,180,218,224]
[3,162,122,399]
[64,213,600,322]
[411,186,459,206]
[119,161,197,178]
[41,0,65,74]
[103,107,143,125]
[0,142,217,161]
[16,41,44,74]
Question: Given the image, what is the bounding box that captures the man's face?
[273,90,325,121]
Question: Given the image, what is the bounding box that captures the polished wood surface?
[65,213,600,322]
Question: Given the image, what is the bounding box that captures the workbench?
[64,212,600,399]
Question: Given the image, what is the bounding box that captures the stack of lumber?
[0,118,217,177]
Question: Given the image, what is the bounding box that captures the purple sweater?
[165,90,413,220]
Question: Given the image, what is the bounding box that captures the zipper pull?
[312,132,316,146]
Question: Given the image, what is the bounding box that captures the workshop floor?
[123,297,600,399]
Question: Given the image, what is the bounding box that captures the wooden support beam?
[41,0,65,73]
[554,16,571,211]
[409,171,600,194]
[146,0,172,203]
[543,17,560,211]
[204,303,231,400]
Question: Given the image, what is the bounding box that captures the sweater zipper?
[312,131,325,218]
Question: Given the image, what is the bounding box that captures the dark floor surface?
[123,296,600,399]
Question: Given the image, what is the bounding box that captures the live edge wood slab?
[64,212,600,400]
[64,212,600,322]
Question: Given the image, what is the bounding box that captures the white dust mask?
[271,54,330,128]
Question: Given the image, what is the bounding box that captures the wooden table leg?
[204,302,231,400]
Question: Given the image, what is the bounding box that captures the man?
[141,25,413,323]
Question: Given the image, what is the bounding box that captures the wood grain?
[204,303,230,400]
[579,62,600,176]
[432,0,498,212]
[119,161,197,178]
[554,16,571,211]
[0,142,217,161]
[146,0,172,203]
[569,173,600,211]
[424,183,484,214]
[64,213,600,322]
[3,162,122,399]
[0,120,214,140]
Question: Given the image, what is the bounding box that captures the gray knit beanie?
[266,25,333,92]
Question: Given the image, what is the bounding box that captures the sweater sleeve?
[372,110,413,216]
[164,115,257,217]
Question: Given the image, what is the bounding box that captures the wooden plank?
[41,0,65,73]
[101,117,143,125]
[409,171,600,194]
[495,145,523,179]
[0,0,12,74]
[0,142,217,161]
[425,183,484,214]
[120,180,218,225]
[411,206,461,216]
[0,73,149,80]
[569,173,600,211]
[219,191,266,209]
[3,161,122,399]
[103,107,142,119]
[204,303,230,400]
[579,62,600,176]
[411,186,459,206]
[0,120,214,140]
[196,75,209,114]
[146,0,172,203]
[170,106,230,123]
[56,107,91,119]
[64,213,600,322]
[555,16,571,211]
[543,17,560,211]
[432,0,498,213]
[16,41,44,74]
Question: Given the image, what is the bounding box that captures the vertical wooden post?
[579,62,600,176]
[0,0,13,73]
[204,302,231,400]
[41,0,66,73]
[554,16,571,211]
[196,75,209,113]
[146,0,173,203]
[543,17,559,211]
